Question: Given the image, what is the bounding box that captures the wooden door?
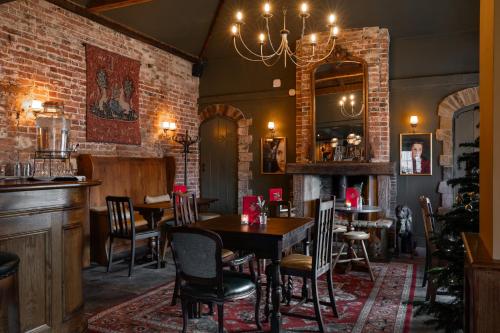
[200,117,237,214]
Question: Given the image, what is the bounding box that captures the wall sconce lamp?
[410,115,419,132]
[161,121,177,139]
[267,121,276,138]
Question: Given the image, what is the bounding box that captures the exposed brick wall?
[295,27,390,162]
[199,104,253,212]
[0,0,200,192]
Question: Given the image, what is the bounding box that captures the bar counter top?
[0,178,101,192]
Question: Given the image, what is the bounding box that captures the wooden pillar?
[480,0,500,259]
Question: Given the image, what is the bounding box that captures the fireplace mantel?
[286,162,396,176]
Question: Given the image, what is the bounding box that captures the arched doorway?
[199,104,253,213]
[200,116,237,213]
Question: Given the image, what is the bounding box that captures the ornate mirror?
[313,59,368,162]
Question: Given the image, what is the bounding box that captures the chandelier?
[230,2,340,67]
[338,94,364,118]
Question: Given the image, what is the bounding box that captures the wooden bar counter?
[0,179,100,333]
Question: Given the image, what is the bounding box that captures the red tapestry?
[85,44,141,145]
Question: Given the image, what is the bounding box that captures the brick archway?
[199,104,253,212]
[436,86,479,209]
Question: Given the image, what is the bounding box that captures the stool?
[332,231,375,281]
[0,251,20,333]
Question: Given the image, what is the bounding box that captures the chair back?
[268,200,292,218]
[312,198,336,275]
[168,227,223,291]
[419,196,436,249]
[173,192,199,226]
[106,196,136,237]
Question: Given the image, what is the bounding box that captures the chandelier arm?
[301,16,306,39]
[260,50,283,67]
[265,18,278,54]
[237,32,280,59]
[237,30,277,59]
[292,38,337,65]
[233,39,273,62]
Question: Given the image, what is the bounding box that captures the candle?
[241,214,249,225]
[345,200,352,208]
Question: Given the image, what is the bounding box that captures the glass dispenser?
[35,101,70,158]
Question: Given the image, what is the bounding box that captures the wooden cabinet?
[0,180,99,333]
[463,233,500,333]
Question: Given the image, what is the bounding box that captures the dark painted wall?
[199,0,479,246]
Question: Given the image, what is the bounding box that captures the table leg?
[270,259,282,333]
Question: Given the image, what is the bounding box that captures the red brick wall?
[295,27,390,162]
[0,0,200,192]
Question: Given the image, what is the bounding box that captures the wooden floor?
[83,254,444,332]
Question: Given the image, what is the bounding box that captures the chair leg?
[264,267,271,321]
[422,250,429,287]
[107,237,114,273]
[326,270,339,317]
[287,275,293,305]
[360,240,375,282]
[171,275,180,306]
[332,243,346,271]
[217,304,224,333]
[301,277,308,301]
[255,277,262,330]
[311,277,325,333]
[128,240,136,277]
[156,236,161,269]
[181,298,188,333]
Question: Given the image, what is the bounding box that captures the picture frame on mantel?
[400,133,432,176]
[261,137,286,174]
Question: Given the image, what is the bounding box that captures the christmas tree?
[414,137,479,332]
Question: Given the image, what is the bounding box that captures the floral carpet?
[88,262,416,332]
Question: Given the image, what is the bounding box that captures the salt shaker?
[23,162,33,177]
[14,162,22,177]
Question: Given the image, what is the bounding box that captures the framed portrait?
[261,137,286,174]
[400,133,432,176]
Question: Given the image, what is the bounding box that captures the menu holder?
[242,195,263,224]
[345,187,360,208]
[269,188,283,202]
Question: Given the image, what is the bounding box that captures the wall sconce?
[267,121,276,138]
[410,115,419,132]
[161,121,177,139]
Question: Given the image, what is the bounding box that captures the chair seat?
[182,271,256,300]
[280,253,312,271]
[333,225,347,233]
[221,248,234,259]
[344,231,370,240]
[199,212,221,221]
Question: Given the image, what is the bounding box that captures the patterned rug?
[88,262,415,333]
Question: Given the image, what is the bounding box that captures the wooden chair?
[170,192,254,306]
[169,227,261,333]
[106,196,161,277]
[419,195,437,302]
[265,198,339,332]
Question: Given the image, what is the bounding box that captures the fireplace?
[288,27,394,218]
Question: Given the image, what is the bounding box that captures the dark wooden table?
[134,198,219,262]
[193,215,314,333]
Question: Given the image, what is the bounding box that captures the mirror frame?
[311,53,369,162]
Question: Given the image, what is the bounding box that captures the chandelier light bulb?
[350,94,355,100]
[236,11,243,22]
[310,34,317,44]
[339,100,344,106]
[264,3,271,14]
[259,33,265,44]
[333,26,339,37]
[328,14,336,25]
[300,2,308,14]
[342,96,347,102]
[231,25,238,36]
[350,100,355,106]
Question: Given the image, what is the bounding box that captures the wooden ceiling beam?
[44,0,198,63]
[87,0,153,13]
[198,0,225,59]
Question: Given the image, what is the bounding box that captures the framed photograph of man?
[400,133,432,176]
[261,137,286,174]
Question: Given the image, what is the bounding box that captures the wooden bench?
[78,154,176,267]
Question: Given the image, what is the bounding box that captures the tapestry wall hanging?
[85,44,141,145]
